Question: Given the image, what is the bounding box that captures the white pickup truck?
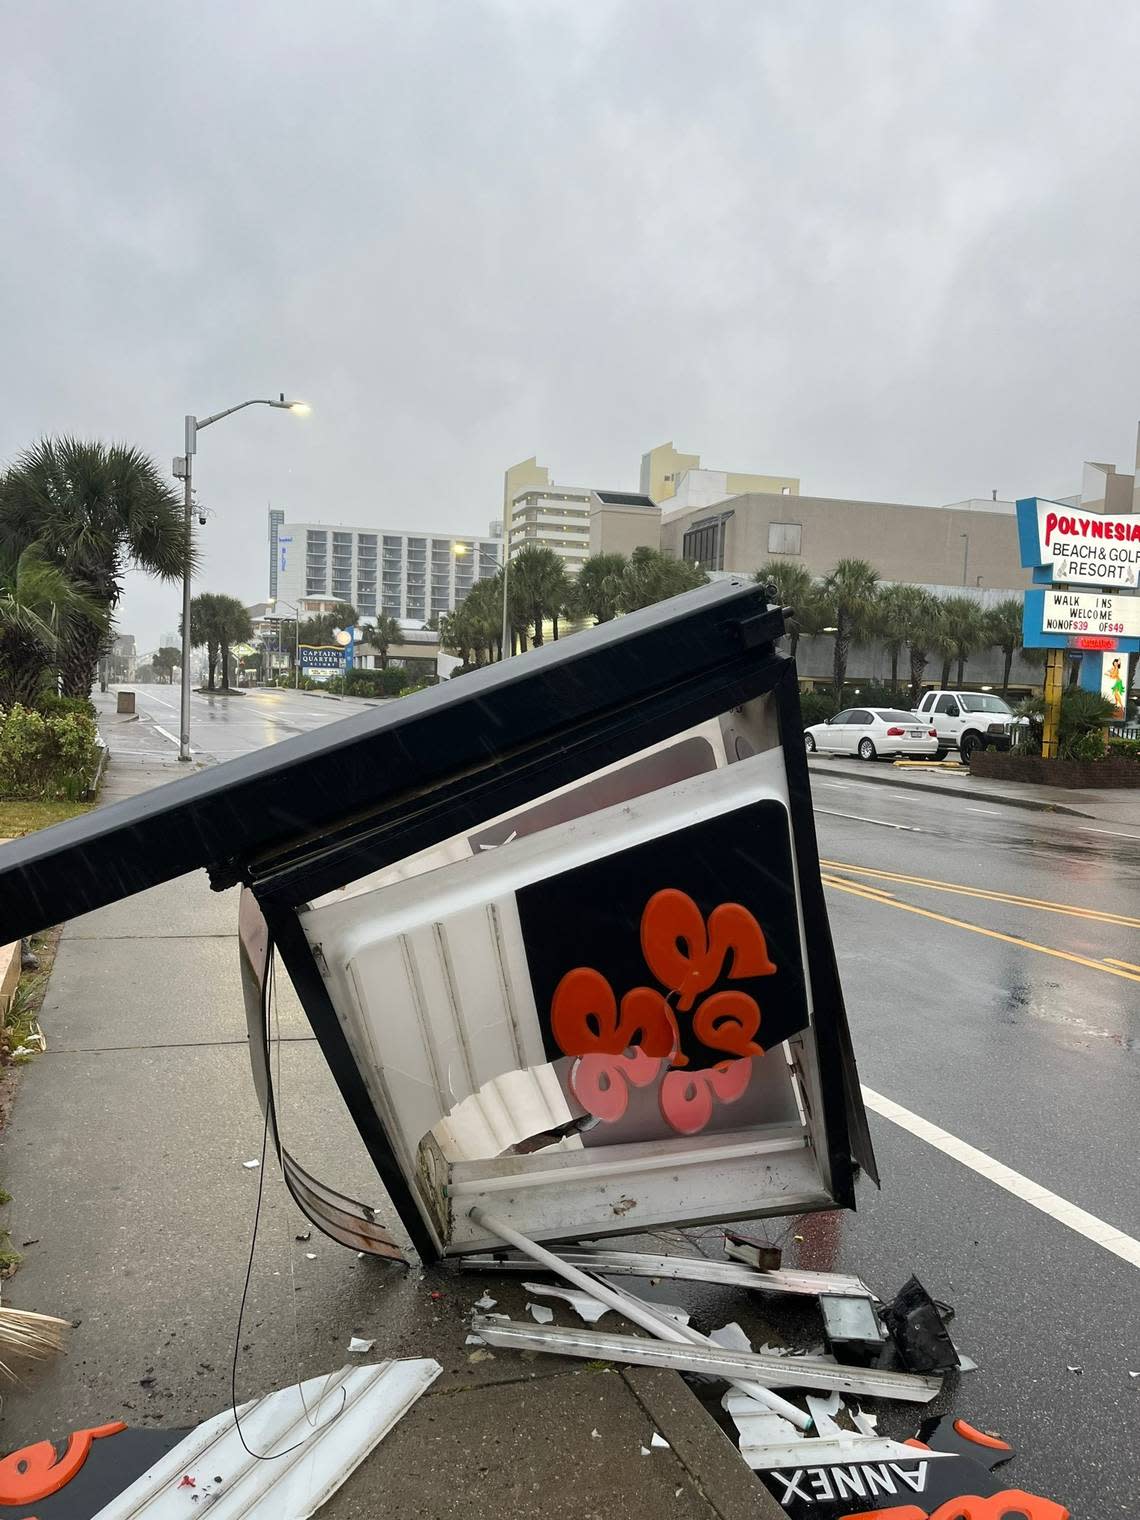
[913,690,1015,762]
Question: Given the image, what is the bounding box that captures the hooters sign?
[1017,496,1140,588]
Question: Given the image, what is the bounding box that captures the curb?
[807,758,1093,818]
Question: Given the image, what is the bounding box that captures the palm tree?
[509,547,568,647]
[985,598,1025,696]
[297,602,358,649]
[572,554,627,625]
[0,543,102,708]
[153,646,181,684]
[753,561,820,661]
[904,590,942,704]
[874,583,927,692]
[0,438,192,698]
[939,595,986,686]
[188,592,222,691]
[209,596,252,691]
[610,547,707,614]
[371,614,402,670]
[820,558,879,703]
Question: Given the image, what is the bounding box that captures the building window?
[681,516,728,571]
[767,522,802,556]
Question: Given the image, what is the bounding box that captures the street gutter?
[806,758,1093,817]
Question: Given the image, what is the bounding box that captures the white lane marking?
[814,808,921,833]
[862,1086,1140,1270]
[152,725,186,750]
[966,807,999,815]
[136,691,176,710]
[1078,827,1140,841]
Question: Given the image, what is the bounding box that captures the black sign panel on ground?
[0,579,875,1263]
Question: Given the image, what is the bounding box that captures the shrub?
[1065,729,1106,762]
[0,705,99,801]
[1015,688,1115,757]
[799,690,837,728]
[36,694,97,721]
[1107,737,1140,760]
[840,683,909,709]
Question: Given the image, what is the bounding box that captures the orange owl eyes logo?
[550,889,777,1135]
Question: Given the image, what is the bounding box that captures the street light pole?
[500,526,511,659]
[266,598,300,689]
[175,395,308,761]
[960,532,969,587]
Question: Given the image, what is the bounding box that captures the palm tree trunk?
[909,647,928,705]
[956,652,966,685]
[552,613,559,641]
[1002,648,1013,695]
[832,621,849,704]
[206,641,218,691]
[59,616,105,699]
[220,638,231,690]
[0,639,49,708]
[532,614,544,648]
[518,629,528,653]
[890,648,899,689]
[940,656,952,687]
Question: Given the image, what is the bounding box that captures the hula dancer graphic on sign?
[1104,655,1126,720]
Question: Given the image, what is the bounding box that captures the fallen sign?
[0,580,875,1261]
[0,1358,440,1518]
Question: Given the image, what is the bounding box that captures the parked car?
[913,690,1014,761]
[803,707,940,761]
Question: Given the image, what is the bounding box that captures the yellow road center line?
[824,879,1140,985]
[820,858,1140,929]
[820,875,896,902]
[1104,957,1140,973]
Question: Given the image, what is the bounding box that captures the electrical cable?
[229,937,344,1460]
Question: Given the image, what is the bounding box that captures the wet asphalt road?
[114,689,1140,1513]
[800,763,1139,1515]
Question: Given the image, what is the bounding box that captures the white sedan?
[804,706,940,762]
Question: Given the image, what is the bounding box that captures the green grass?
[0,799,92,837]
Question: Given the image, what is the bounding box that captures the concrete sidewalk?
[808,752,1140,827]
[0,719,783,1516]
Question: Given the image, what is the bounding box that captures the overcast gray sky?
[4,0,1140,652]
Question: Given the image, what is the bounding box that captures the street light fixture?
[175,394,308,760]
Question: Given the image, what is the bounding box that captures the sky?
[4,0,1140,653]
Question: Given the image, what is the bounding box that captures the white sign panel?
[1042,589,1140,638]
[1034,501,1140,587]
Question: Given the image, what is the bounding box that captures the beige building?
[660,490,1030,588]
[640,441,799,504]
[588,490,661,558]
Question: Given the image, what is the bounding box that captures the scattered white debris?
[709,1322,752,1354]
[590,1428,601,1439]
[1067,1365,1082,1375]
[651,1431,670,1449]
[305,1252,317,1260]
[465,1333,485,1347]
[474,1293,498,1311]
[526,1301,555,1325]
[851,1406,879,1436]
[348,1336,375,1353]
[957,1352,978,1372]
[675,1488,683,1499]
[640,1445,651,1456]
[522,1281,609,1324]
[805,1392,844,1438]
[1129,1371,1139,1379]
[242,1160,260,1170]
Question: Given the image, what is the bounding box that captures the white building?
[274,517,502,623]
[506,483,593,575]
